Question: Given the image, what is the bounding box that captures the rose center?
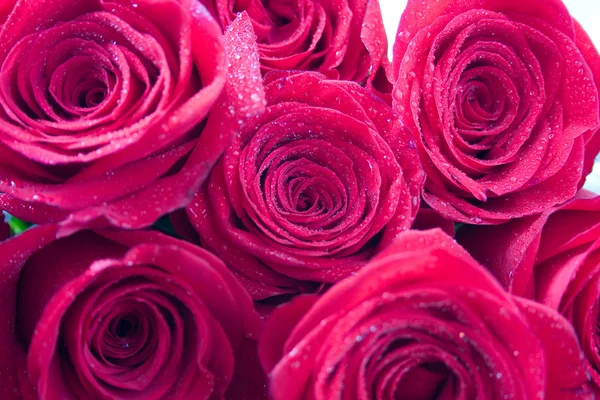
[297,196,313,211]
[456,79,503,130]
[79,86,107,108]
[114,316,136,339]
[295,189,321,212]
[465,85,492,113]
[282,173,339,220]
[103,310,148,357]
[46,52,118,120]
[393,362,453,399]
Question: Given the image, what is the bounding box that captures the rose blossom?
[457,191,600,391]
[201,0,392,97]
[392,0,600,224]
[0,225,263,399]
[0,1,265,231]
[260,229,592,399]
[181,71,422,299]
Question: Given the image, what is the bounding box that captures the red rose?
[182,71,422,299]
[457,191,600,391]
[0,2,265,231]
[392,0,600,224]
[0,225,263,399]
[202,0,392,97]
[259,229,591,399]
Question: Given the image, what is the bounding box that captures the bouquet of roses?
[1,0,600,398]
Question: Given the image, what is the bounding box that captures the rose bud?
[457,190,600,392]
[0,226,263,399]
[0,2,265,231]
[182,71,423,299]
[201,0,392,97]
[392,0,600,224]
[260,229,592,399]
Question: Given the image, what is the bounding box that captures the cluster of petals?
[393,0,600,223]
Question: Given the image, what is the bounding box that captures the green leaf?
[3,212,33,235]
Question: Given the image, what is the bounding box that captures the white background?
[379,0,600,52]
[379,0,600,193]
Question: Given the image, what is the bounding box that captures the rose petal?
[516,297,592,399]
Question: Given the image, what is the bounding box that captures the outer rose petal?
[259,295,320,374]
[574,20,600,183]
[345,0,393,99]
[393,0,574,80]
[412,206,455,236]
[456,191,600,296]
[169,208,200,244]
[516,297,592,400]
[457,192,600,391]
[260,229,591,399]
[456,212,547,297]
[0,0,14,25]
[224,338,269,400]
[0,225,59,398]
[0,193,68,225]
